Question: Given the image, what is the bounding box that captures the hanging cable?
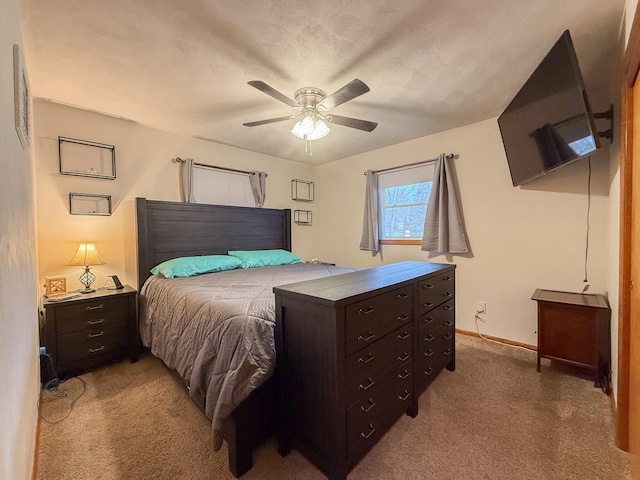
[582,157,591,293]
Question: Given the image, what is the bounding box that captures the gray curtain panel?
[180,157,196,203]
[421,153,469,254]
[360,170,379,253]
[249,171,267,207]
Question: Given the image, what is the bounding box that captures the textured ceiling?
[21,0,624,165]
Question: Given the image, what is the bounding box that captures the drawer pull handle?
[423,302,433,308]
[444,333,452,340]
[443,305,453,311]
[358,353,375,364]
[397,331,410,340]
[357,306,375,316]
[444,320,453,326]
[396,352,410,362]
[89,346,104,353]
[360,423,376,439]
[424,367,434,376]
[396,293,409,299]
[424,334,434,342]
[88,319,104,325]
[396,314,409,322]
[397,369,410,380]
[443,276,452,281]
[88,331,104,338]
[398,390,410,401]
[360,399,376,413]
[444,349,453,356]
[424,349,434,357]
[358,378,375,391]
[443,292,453,297]
[86,304,104,311]
[424,316,434,323]
[357,332,375,343]
[423,283,434,289]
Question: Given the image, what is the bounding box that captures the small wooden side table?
[531,289,611,393]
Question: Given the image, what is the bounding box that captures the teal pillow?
[150,255,242,278]
[228,249,302,268]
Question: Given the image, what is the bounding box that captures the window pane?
[380,182,432,239]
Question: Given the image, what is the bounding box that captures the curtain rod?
[364,153,457,175]
[174,157,266,177]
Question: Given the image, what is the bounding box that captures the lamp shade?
[68,243,106,267]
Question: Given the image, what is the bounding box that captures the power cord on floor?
[474,313,534,353]
[38,376,86,424]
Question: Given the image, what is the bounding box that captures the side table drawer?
[57,321,129,366]
[56,296,131,334]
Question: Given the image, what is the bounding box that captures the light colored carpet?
[36,335,632,479]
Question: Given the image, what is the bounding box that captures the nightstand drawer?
[57,321,129,365]
[55,296,130,334]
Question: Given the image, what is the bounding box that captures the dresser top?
[43,285,136,308]
[274,261,454,305]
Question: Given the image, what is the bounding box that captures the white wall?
[33,100,317,291]
[0,0,40,478]
[315,118,612,347]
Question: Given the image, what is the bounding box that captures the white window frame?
[378,163,434,243]
[192,166,254,207]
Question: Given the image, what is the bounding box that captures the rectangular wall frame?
[294,210,312,225]
[69,193,112,216]
[291,179,314,202]
[59,136,116,179]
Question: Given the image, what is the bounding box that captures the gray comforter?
[139,263,355,449]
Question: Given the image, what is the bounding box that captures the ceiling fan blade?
[247,81,298,108]
[243,116,293,127]
[320,79,370,110]
[329,114,377,132]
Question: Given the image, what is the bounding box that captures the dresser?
[274,261,456,480]
[41,286,138,379]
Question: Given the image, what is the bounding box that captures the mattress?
[139,262,355,449]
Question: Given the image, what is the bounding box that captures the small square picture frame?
[13,44,30,150]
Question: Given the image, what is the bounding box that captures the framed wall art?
[59,136,116,179]
[13,44,30,150]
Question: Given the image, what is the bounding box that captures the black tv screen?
[498,30,601,187]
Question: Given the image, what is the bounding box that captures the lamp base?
[78,287,96,294]
[78,266,97,294]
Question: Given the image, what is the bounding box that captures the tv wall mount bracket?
[594,104,614,144]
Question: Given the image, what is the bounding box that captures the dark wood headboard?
[135,198,291,290]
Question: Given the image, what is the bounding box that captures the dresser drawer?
[416,332,454,391]
[57,321,129,365]
[419,300,454,340]
[345,325,412,406]
[55,296,131,335]
[347,363,413,462]
[417,272,455,315]
[345,285,413,356]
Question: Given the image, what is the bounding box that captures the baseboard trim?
[32,393,41,480]
[456,328,537,351]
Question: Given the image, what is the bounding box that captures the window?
[193,166,254,207]
[378,164,434,244]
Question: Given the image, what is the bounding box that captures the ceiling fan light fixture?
[301,115,315,134]
[291,118,330,141]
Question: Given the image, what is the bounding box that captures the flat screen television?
[498,30,601,187]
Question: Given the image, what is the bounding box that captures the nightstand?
[41,286,138,379]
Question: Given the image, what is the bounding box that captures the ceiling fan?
[243,79,378,155]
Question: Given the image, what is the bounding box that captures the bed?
[135,197,355,477]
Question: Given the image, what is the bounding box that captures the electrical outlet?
[476,302,486,314]
[39,346,46,356]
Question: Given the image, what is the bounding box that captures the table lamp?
[68,242,106,293]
